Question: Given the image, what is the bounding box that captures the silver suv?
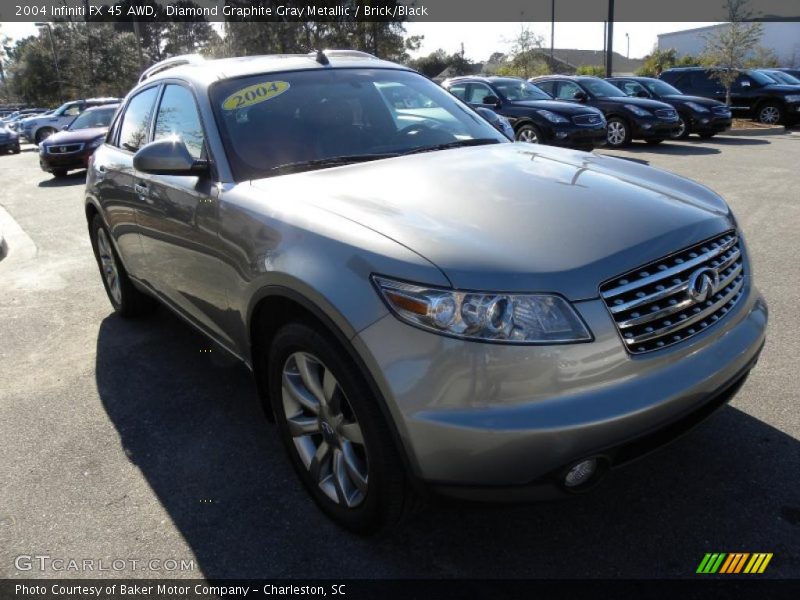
[85,51,767,533]
[21,97,119,143]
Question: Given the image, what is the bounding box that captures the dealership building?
[658,22,800,66]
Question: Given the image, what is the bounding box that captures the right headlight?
[624,104,652,117]
[685,102,709,113]
[373,276,592,344]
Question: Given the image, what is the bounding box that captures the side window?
[153,85,206,160]
[118,86,159,152]
[447,83,467,101]
[467,83,496,104]
[535,80,555,95]
[64,104,82,117]
[555,81,581,100]
[620,81,646,96]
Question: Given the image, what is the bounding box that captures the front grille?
[47,143,84,154]
[573,113,604,126]
[600,231,745,354]
[712,105,732,116]
[655,108,678,120]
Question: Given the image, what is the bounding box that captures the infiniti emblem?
[687,267,720,303]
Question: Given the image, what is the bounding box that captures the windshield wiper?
[400,138,501,156]
[270,154,399,175]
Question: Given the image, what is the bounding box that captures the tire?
[268,321,417,534]
[35,127,56,144]
[515,123,542,144]
[52,168,68,178]
[89,214,156,317]
[12,144,20,154]
[756,102,783,125]
[672,115,691,139]
[645,139,665,145]
[606,117,631,148]
[698,132,716,139]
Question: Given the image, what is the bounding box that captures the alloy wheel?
[607,121,626,146]
[282,351,369,508]
[673,118,687,138]
[96,228,122,305]
[758,105,780,125]
[517,128,538,143]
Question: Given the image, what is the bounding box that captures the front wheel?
[757,103,783,125]
[672,115,691,139]
[515,124,542,144]
[52,168,68,178]
[90,215,156,317]
[35,127,56,144]
[268,322,416,534]
[12,144,20,154]
[606,117,631,148]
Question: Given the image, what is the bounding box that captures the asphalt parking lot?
[1,134,798,580]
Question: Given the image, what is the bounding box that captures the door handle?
[134,183,148,195]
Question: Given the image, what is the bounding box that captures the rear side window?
[554,81,582,100]
[118,86,159,152]
[153,85,206,159]
[535,80,556,95]
[446,83,467,101]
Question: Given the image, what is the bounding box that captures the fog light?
[556,131,568,139]
[701,118,709,124]
[641,123,652,130]
[564,458,598,488]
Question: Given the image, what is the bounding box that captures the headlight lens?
[88,136,105,149]
[785,94,800,103]
[624,104,652,117]
[537,109,570,124]
[373,276,592,343]
[685,102,709,113]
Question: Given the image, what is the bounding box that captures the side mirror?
[133,138,208,176]
[61,125,69,131]
[573,91,588,101]
[482,95,501,106]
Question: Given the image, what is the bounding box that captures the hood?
[249,143,733,300]
[603,96,674,110]
[510,100,603,116]
[661,95,726,107]
[42,127,107,146]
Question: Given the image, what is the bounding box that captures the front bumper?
[39,150,93,172]
[0,139,19,151]
[632,117,680,139]
[690,112,732,134]
[545,122,607,149]
[352,279,767,495]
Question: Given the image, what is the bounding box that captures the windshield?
[764,70,800,85]
[642,79,683,96]
[492,80,552,101]
[748,70,777,86]
[69,107,117,130]
[211,68,507,181]
[581,78,627,98]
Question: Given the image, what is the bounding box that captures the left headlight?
[537,109,570,124]
[685,101,709,113]
[373,276,592,344]
[88,136,105,149]
[624,104,652,117]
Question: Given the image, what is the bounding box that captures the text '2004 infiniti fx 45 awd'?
[85,50,767,533]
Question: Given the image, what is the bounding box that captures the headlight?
[88,136,105,149]
[624,104,652,117]
[685,102,709,113]
[373,276,592,344]
[537,110,570,124]
[785,94,800,103]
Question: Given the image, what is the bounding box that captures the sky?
[1,21,719,61]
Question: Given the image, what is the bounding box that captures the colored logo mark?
[696,552,773,574]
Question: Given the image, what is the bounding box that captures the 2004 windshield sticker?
[222,81,290,110]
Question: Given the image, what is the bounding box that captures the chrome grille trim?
[572,113,604,126]
[600,231,745,354]
[47,143,84,154]
[655,108,678,119]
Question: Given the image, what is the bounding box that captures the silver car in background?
[85,51,767,533]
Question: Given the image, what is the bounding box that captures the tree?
[575,65,606,76]
[744,46,780,68]
[636,47,699,76]
[701,0,764,105]
[499,24,548,79]
[407,49,450,78]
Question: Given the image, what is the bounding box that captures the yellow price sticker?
[222,81,290,110]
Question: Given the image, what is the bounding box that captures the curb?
[721,126,786,137]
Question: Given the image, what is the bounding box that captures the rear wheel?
[268,322,416,534]
[90,214,156,317]
[515,124,542,144]
[606,117,631,148]
[757,102,783,125]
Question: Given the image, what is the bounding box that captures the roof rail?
[316,49,378,59]
[139,54,205,83]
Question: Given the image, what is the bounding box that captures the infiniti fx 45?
[85,51,767,533]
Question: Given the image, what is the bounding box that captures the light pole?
[550,0,555,62]
[626,33,630,59]
[605,0,614,78]
[34,23,63,102]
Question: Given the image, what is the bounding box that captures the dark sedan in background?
[39,104,119,177]
[606,76,732,139]
[0,125,20,154]
[443,76,607,150]
[531,75,679,147]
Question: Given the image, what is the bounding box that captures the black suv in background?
[606,76,732,139]
[660,67,800,125]
[531,75,679,147]
[442,76,607,150]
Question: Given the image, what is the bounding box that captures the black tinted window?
[535,80,555,95]
[118,87,159,152]
[154,85,205,159]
